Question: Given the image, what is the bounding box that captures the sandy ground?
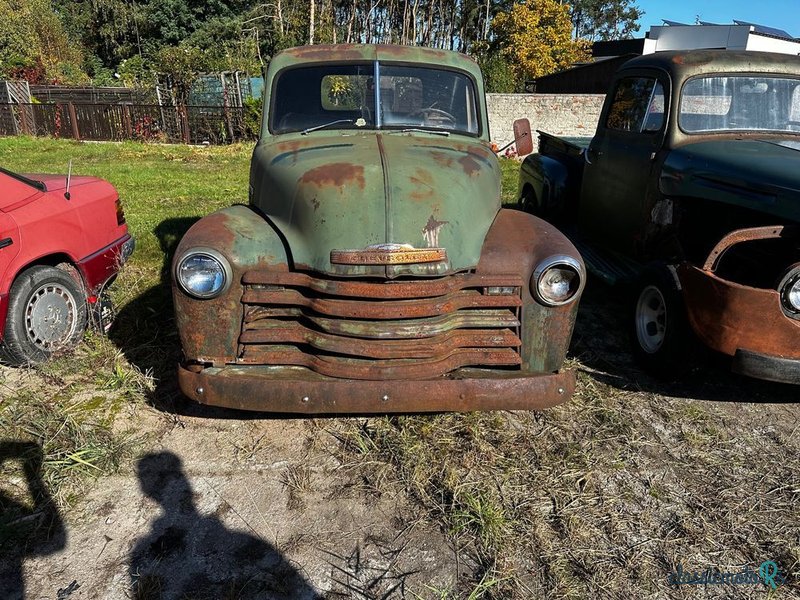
[4,407,460,600]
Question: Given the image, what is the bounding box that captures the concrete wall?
[486,93,605,149]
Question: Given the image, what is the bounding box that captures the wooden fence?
[0,103,252,144]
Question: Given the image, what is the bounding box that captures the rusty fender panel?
[703,226,786,270]
[179,365,575,414]
[678,264,800,359]
[172,205,289,364]
[477,209,584,372]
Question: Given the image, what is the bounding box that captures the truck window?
[680,76,800,133]
[271,63,479,136]
[606,77,663,133]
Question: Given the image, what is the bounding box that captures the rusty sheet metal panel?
[477,209,584,372]
[239,269,523,379]
[172,205,290,364]
[703,226,786,271]
[179,364,575,414]
[239,348,521,379]
[678,264,800,359]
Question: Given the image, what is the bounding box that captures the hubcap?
[25,284,78,351]
[636,285,667,354]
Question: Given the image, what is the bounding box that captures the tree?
[571,0,643,41]
[0,0,87,83]
[491,0,590,83]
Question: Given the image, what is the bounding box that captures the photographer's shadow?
[130,451,319,599]
[0,440,66,600]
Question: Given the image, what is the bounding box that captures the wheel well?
[10,254,86,292]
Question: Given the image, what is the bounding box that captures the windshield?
[271,62,480,136]
[680,75,800,133]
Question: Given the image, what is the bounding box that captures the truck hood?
[250,132,501,275]
[660,139,800,223]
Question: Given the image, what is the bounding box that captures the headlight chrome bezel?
[779,264,800,319]
[176,248,233,300]
[532,255,585,307]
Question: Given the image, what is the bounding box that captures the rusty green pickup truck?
[171,44,585,413]
[519,50,800,384]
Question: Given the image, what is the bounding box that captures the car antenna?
[64,159,72,200]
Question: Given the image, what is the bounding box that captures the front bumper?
[733,350,800,385]
[178,364,575,414]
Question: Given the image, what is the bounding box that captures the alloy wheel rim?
[25,284,78,351]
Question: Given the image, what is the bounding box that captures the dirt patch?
[2,408,456,599]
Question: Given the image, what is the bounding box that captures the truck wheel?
[631,265,696,378]
[0,266,88,366]
[519,185,538,214]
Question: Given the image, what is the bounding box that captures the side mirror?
[513,118,534,156]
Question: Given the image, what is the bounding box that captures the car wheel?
[0,265,88,366]
[631,264,697,378]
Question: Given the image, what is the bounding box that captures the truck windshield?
[680,75,800,133]
[271,62,479,136]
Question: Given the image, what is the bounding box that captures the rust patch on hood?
[430,151,454,168]
[459,155,481,176]
[298,163,366,190]
[410,168,436,201]
[422,215,449,247]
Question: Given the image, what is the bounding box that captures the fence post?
[180,107,190,144]
[123,105,133,138]
[19,106,31,135]
[68,102,80,140]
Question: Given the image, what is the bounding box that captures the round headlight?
[532,255,584,306]
[176,249,231,299]
[779,264,800,317]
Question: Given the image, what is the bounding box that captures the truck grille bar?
[238,271,523,380]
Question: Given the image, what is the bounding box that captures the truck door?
[579,74,668,255]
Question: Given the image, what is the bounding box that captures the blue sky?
[633,0,800,39]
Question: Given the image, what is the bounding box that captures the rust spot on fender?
[298,163,365,190]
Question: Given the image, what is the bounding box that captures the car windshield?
[680,75,800,133]
[271,62,479,136]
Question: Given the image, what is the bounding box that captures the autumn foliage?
[492,0,591,82]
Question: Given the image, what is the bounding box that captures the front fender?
[519,154,570,215]
[477,209,584,372]
[172,205,289,364]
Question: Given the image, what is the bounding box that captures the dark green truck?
[519,50,800,383]
[171,44,585,413]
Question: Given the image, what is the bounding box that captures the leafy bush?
[242,96,262,139]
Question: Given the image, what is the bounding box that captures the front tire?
[519,184,540,215]
[631,264,696,378]
[0,266,88,366]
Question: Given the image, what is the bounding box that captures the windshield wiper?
[301,119,356,135]
[0,166,46,191]
[386,128,450,137]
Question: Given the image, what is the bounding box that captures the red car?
[0,166,134,365]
